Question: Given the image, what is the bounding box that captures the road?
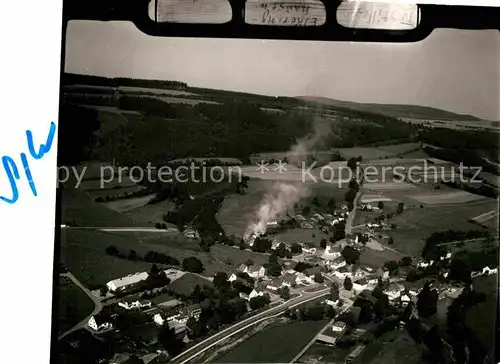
[61,226,179,233]
[58,271,103,340]
[345,191,361,235]
[289,292,355,363]
[169,288,331,364]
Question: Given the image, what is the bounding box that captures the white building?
[228,273,238,282]
[333,266,352,280]
[88,313,112,332]
[302,246,317,254]
[324,244,342,258]
[106,272,149,292]
[118,297,152,310]
[246,265,266,278]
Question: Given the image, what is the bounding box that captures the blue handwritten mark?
[0,122,57,204]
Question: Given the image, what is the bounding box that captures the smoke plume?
[244,117,330,241]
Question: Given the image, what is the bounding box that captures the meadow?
[385,199,497,256]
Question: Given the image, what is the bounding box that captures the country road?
[170,288,331,364]
[59,271,102,340]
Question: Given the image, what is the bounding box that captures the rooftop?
[108,272,149,289]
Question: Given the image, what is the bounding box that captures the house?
[330,256,346,270]
[400,293,412,307]
[295,214,306,222]
[440,252,452,261]
[365,274,379,286]
[376,267,389,280]
[184,228,199,239]
[314,213,324,220]
[246,265,266,279]
[238,285,253,300]
[352,278,368,292]
[118,296,152,310]
[228,273,238,282]
[106,272,149,292]
[266,277,284,291]
[407,281,427,297]
[301,221,314,229]
[302,246,317,254]
[324,244,342,258]
[88,308,114,331]
[326,298,338,306]
[384,283,404,301]
[333,266,352,280]
[332,321,347,332]
[249,288,265,300]
[303,266,322,278]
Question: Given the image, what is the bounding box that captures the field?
[215,320,328,363]
[102,195,156,213]
[151,95,221,105]
[384,200,498,257]
[58,276,95,335]
[124,199,176,224]
[354,330,424,364]
[60,229,157,289]
[61,187,150,227]
[60,223,276,289]
[273,227,329,246]
[334,143,420,160]
[218,179,348,237]
[359,246,404,268]
[408,190,487,205]
[166,273,214,297]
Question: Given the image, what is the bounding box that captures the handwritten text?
[1,122,56,204]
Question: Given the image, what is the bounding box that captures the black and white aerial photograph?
[55,13,499,364]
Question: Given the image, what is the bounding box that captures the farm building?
[106,272,149,292]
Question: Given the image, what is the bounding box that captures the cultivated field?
[408,190,487,205]
[215,320,328,363]
[152,96,221,105]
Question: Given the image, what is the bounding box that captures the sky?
[65,21,499,120]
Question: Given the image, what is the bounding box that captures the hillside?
[297,96,481,122]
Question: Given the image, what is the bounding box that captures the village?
[72,193,498,364]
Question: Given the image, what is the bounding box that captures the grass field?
[274,228,328,246]
[356,330,423,364]
[166,273,214,297]
[60,228,235,288]
[125,199,176,224]
[60,229,156,289]
[58,276,95,335]
[215,320,328,363]
[385,199,497,257]
[209,244,273,267]
[359,247,404,268]
[102,195,156,213]
[61,187,150,227]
